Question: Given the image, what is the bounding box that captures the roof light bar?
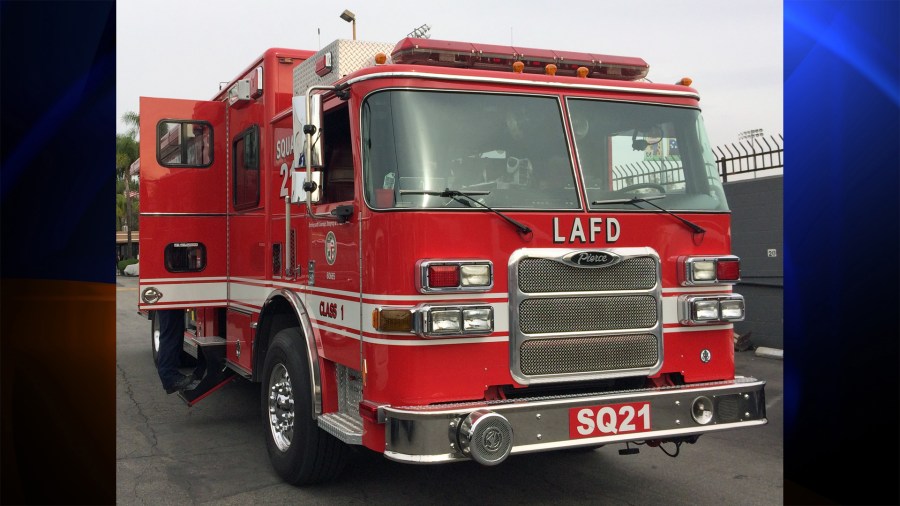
[391,37,649,81]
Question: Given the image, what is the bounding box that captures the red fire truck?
[138,37,766,485]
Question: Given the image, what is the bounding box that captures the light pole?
[340,9,356,40]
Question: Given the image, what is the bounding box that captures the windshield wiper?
[592,195,706,234]
[400,188,532,235]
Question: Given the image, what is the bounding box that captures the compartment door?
[138,97,227,311]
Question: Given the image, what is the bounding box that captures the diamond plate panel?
[293,39,396,95]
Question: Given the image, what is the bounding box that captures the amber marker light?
[512,61,525,73]
[678,77,693,86]
[545,64,557,76]
[576,66,589,78]
[374,52,387,65]
[373,308,414,332]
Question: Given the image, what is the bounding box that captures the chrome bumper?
[383,377,766,464]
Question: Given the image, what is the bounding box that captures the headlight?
[679,294,745,325]
[719,298,745,320]
[418,305,494,338]
[693,299,720,321]
[430,310,462,334]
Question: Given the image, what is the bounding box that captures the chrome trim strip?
[343,71,700,100]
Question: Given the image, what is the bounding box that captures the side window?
[233,125,260,210]
[164,242,206,272]
[321,105,354,203]
[157,121,213,167]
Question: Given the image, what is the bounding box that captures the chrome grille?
[519,296,657,334]
[520,334,659,376]
[509,248,663,384]
[518,257,656,293]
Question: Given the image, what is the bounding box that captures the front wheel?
[261,327,349,485]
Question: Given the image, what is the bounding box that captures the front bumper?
[383,376,766,463]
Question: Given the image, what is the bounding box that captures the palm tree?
[117,111,140,257]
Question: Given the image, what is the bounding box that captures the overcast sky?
[117,0,782,148]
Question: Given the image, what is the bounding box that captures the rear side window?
[164,242,206,272]
[157,120,213,167]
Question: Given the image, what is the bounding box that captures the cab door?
[305,101,362,368]
[138,97,227,311]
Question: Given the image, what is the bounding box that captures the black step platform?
[178,341,236,407]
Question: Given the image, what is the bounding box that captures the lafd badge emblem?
[325,231,337,265]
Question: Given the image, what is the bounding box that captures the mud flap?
[178,343,236,407]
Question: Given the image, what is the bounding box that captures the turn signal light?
[372,308,414,332]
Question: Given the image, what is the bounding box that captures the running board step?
[178,341,236,407]
[317,412,363,445]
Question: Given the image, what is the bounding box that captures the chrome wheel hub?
[267,363,295,451]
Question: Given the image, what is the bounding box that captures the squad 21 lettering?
[552,217,620,244]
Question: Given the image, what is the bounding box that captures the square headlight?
[430,309,461,334]
[720,298,745,320]
[691,260,716,281]
[462,307,493,333]
[460,264,491,287]
[693,299,720,321]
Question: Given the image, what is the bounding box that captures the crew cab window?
[157,120,213,167]
[233,125,260,210]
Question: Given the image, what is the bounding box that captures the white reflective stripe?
[141,276,227,283]
[139,282,227,303]
[364,335,509,346]
[662,296,678,324]
[307,293,362,330]
[229,302,261,313]
[662,286,734,294]
[664,324,733,333]
[362,292,508,302]
[229,282,269,308]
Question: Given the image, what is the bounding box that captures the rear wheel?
[262,327,348,485]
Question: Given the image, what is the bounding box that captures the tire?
[262,327,349,485]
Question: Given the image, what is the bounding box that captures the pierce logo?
[563,250,621,268]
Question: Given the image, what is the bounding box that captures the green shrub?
[118,258,138,273]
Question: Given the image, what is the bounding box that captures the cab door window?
[233,125,260,210]
[321,105,354,203]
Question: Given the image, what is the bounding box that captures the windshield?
[568,98,728,211]
[362,90,580,210]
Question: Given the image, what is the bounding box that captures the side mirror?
[307,94,324,169]
[291,170,322,204]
